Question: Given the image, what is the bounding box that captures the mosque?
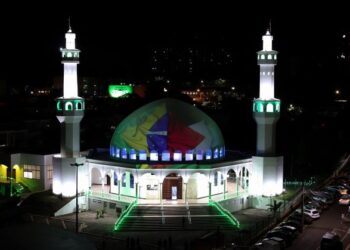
[8,25,283,217]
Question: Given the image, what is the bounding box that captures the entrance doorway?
[163,173,182,200]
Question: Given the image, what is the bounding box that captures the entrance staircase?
[115,203,239,232]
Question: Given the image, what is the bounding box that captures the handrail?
[209,199,240,228]
[114,199,137,231]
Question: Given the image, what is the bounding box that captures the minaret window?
[268,54,272,60]
[276,103,280,112]
[57,101,62,111]
[274,55,277,60]
[67,52,72,58]
[261,55,265,60]
[76,101,82,110]
[266,103,274,112]
[65,102,73,111]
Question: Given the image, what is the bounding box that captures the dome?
[110,98,225,162]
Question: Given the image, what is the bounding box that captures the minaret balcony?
[257,51,277,64]
[56,98,85,115]
[253,99,280,113]
[60,49,80,63]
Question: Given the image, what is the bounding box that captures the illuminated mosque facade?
[8,26,283,215]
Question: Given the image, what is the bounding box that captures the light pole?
[70,162,84,233]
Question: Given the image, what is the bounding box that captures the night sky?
[0,4,350,102]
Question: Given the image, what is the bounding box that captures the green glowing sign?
[109,85,133,98]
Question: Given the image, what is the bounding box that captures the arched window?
[113,171,118,185]
[150,150,158,161]
[56,101,62,111]
[227,169,236,183]
[162,150,170,161]
[115,148,120,158]
[76,101,82,110]
[65,102,73,111]
[185,150,193,161]
[261,54,265,60]
[139,150,147,161]
[220,173,224,185]
[122,173,126,187]
[121,148,127,159]
[213,148,219,159]
[258,103,264,112]
[219,147,225,158]
[266,103,274,112]
[130,174,134,188]
[276,103,280,112]
[173,150,182,161]
[196,149,203,161]
[214,172,218,186]
[274,55,277,60]
[206,149,212,160]
[268,54,272,60]
[110,146,115,157]
[129,149,136,160]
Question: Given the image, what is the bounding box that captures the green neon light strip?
[56,101,62,111]
[114,200,137,231]
[209,200,240,228]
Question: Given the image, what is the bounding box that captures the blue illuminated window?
[161,150,170,161]
[115,148,120,158]
[121,148,127,159]
[113,171,118,185]
[185,150,193,161]
[196,149,203,161]
[206,149,212,160]
[173,150,182,161]
[139,150,147,161]
[130,149,136,160]
[219,147,224,158]
[130,174,134,188]
[213,148,219,159]
[150,150,158,161]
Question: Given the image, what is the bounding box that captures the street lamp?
[70,162,84,233]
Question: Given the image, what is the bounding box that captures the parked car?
[320,232,343,250]
[303,208,320,219]
[338,194,350,205]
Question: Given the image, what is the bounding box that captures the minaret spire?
[68,17,72,32]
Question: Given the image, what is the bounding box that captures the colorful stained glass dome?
[110,98,225,161]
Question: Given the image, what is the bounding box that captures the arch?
[56,101,62,111]
[266,103,274,112]
[120,171,136,196]
[76,101,82,110]
[261,54,265,60]
[227,169,237,194]
[187,172,209,199]
[65,101,73,111]
[238,167,250,190]
[163,173,183,200]
[139,173,159,200]
[91,167,102,185]
[268,54,272,60]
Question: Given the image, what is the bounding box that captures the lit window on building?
[185,150,193,161]
[196,149,203,161]
[130,174,135,188]
[162,150,170,161]
[206,149,212,160]
[121,148,127,159]
[122,173,126,187]
[173,150,182,161]
[266,103,274,112]
[139,150,147,161]
[130,149,136,160]
[24,165,40,179]
[213,148,219,159]
[150,150,158,161]
[47,165,53,180]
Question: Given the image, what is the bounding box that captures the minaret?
[57,24,84,157]
[53,23,88,198]
[251,29,283,196]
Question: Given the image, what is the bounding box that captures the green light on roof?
[109,85,133,98]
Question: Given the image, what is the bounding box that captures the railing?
[114,200,137,231]
[209,199,240,228]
